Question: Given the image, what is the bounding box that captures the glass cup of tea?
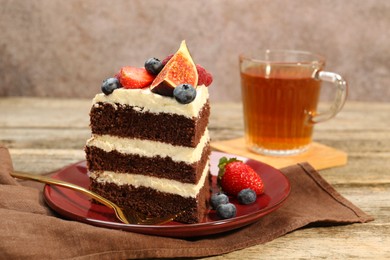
[239,50,348,156]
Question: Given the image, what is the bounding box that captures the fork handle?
[11,171,130,224]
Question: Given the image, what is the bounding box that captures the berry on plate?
[210,192,229,209]
[237,188,257,205]
[216,203,237,219]
[118,66,155,89]
[218,157,264,196]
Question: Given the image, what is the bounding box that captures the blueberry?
[101,77,121,95]
[145,57,164,75]
[216,203,237,219]
[173,84,197,104]
[237,188,257,205]
[210,192,229,209]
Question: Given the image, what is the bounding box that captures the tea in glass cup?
[239,50,348,156]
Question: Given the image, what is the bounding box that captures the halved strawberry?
[218,157,264,196]
[118,66,154,89]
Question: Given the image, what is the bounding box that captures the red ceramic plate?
[43,151,290,238]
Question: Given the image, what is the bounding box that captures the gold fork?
[11,171,182,225]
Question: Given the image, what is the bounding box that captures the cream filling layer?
[92,85,209,118]
[90,160,210,198]
[86,129,209,163]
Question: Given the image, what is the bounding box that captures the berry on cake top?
[100,40,213,104]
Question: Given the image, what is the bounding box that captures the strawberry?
[218,157,264,196]
[118,66,154,89]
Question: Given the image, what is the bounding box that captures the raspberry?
[162,54,174,66]
[196,64,213,87]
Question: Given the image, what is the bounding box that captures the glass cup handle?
[309,70,348,124]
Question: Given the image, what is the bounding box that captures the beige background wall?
[0,0,389,102]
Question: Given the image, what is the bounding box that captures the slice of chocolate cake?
[85,41,213,224]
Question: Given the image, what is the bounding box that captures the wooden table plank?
[0,97,90,128]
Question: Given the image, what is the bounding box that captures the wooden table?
[1,97,389,258]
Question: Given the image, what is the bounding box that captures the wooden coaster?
[211,137,348,170]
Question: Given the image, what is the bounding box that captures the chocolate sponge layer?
[85,142,210,184]
[90,172,211,224]
[89,101,210,147]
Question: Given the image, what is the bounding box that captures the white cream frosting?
[92,85,209,118]
[90,160,210,198]
[86,129,209,163]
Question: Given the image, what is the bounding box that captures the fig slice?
[150,40,198,96]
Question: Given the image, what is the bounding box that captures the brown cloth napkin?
[0,146,373,259]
